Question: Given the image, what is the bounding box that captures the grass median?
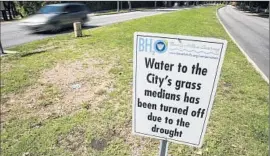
[1,6,268,155]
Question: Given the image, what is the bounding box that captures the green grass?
[1,6,269,155]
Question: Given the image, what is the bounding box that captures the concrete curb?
[0,50,18,57]
[3,50,18,54]
[216,6,269,84]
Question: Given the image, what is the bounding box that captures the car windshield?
[38,5,64,14]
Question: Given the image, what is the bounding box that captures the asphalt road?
[1,7,194,49]
[218,5,269,79]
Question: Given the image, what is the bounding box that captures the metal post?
[159,140,168,156]
[0,42,4,54]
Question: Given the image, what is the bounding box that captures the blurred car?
[20,3,90,32]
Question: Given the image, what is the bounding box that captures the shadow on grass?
[20,49,49,57]
[31,25,99,35]
[20,46,59,57]
[19,26,98,57]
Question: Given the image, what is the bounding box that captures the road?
[218,5,269,79]
[1,7,195,49]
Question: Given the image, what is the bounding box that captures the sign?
[132,32,227,147]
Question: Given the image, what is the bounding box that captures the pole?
[159,140,168,156]
[0,42,4,54]
[73,22,82,37]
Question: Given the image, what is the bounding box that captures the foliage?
[14,1,59,16]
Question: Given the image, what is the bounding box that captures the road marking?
[216,7,269,84]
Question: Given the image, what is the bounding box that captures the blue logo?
[138,37,168,54]
[154,40,167,53]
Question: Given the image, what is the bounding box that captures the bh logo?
[138,37,168,54]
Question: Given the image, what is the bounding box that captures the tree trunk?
[8,9,13,20]
[7,2,13,20]
[11,2,16,17]
[155,1,157,8]
[249,1,252,11]
[2,2,8,20]
[168,1,172,7]
[0,1,7,20]
[1,10,8,21]
[4,2,13,20]
[128,1,132,11]
[117,1,119,12]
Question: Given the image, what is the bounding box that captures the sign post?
[0,42,4,54]
[159,140,168,156]
[132,32,227,153]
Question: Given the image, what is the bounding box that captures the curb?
[0,50,18,57]
[216,6,269,84]
[3,50,18,54]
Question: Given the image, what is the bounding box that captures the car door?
[71,5,84,23]
[60,5,77,27]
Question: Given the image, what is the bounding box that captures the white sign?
[132,32,227,147]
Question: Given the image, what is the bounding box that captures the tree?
[128,1,132,11]
[11,2,16,17]
[3,2,13,20]
[0,1,8,21]
[236,1,269,12]
[117,1,120,12]
[168,1,172,7]
[14,1,46,17]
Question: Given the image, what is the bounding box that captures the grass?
[1,6,269,155]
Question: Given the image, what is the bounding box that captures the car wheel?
[51,24,62,33]
[80,17,88,27]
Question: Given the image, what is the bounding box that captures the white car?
[20,3,90,32]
